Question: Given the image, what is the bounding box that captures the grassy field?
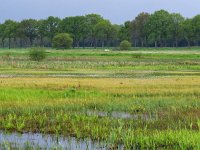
[0,48,200,149]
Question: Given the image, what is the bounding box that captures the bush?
[53,33,73,49]
[119,40,131,50]
[29,48,46,61]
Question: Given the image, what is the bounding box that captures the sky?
[0,0,200,24]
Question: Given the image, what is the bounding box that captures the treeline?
[0,9,200,48]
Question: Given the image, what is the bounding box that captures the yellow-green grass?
[0,49,200,79]
[0,48,200,148]
[0,77,200,148]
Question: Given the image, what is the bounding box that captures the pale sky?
[0,0,200,24]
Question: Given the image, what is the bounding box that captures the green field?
[0,48,200,149]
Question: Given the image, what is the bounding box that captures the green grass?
[0,48,199,79]
[0,48,200,149]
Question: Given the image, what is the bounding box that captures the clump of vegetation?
[130,105,146,113]
[29,48,47,61]
[119,40,131,50]
[53,33,73,49]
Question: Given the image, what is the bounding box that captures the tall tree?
[192,15,200,46]
[83,14,104,47]
[170,13,185,47]
[130,12,150,47]
[37,19,47,47]
[18,19,38,46]
[181,19,194,47]
[94,20,115,47]
[45,16,61,44]
[0,23,6,48]
[59,16,85,47]
[145,10,172,47]
[118,21,131,42]
[0,11,199,48]
[110,24,120,46]
[3,20,18,49]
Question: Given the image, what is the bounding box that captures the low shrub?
[119,40,131,50]
[29,47,46,61]
[53,33,73,49]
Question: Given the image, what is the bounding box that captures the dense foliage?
[29,47,46,61]
[1,10,200,48]
[53,33,73,49]
[119,40,131,50]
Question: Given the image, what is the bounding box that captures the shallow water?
[0,132,109,150]
[0,74,102,78]
[86,111,156,121]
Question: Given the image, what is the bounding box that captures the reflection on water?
[86,111,156,121]
[0,111,150,149]
[0,132,108,150]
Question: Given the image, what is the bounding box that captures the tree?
[59,16,85,47]
[83,14,104,47]
[3,20,18,49]
[170,13,185,47]
[37,19,47,47]
[118,21,131,42]
[0,23,6,48]
[0,11,199,48]
[181,19,194,47]
[45,16,61,44]
[94,20,114,47]
[109,24,119,47]
[119,40,131,50]
[145,10,172,47]
[130,12,150,47]
[53,33,73,49]
[18,19,38,46]
[192,15,200,45]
